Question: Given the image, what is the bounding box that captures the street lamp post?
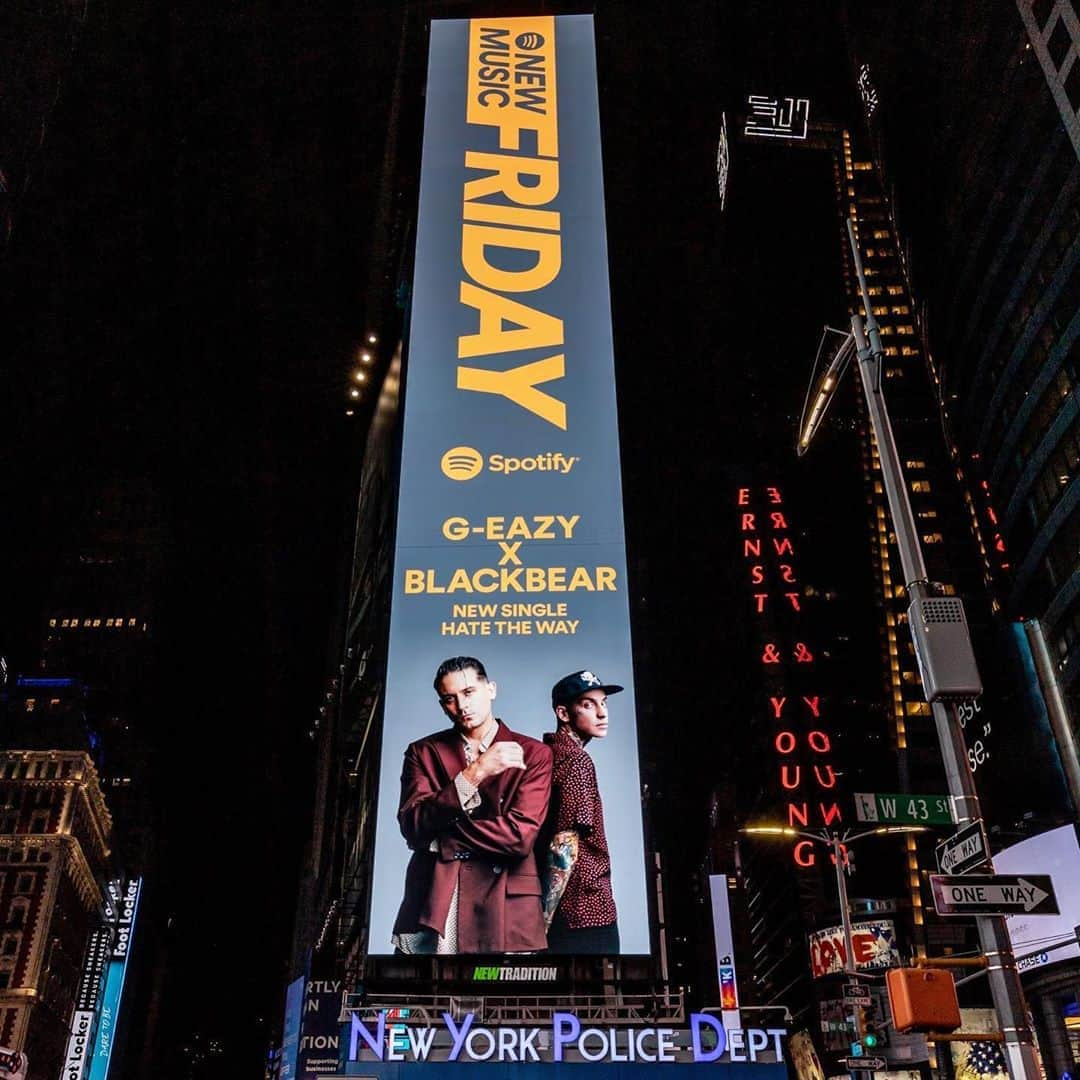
[795,220,1040,1080]
[742,825,927,980]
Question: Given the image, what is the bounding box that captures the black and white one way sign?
[930,874,1059,917]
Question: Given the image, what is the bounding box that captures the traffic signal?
[863,1023,881,1050]
[886,967,961,1033]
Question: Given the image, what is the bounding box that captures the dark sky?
[1,0,865,1073]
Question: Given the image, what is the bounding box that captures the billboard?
[708,875,741,1027]
[87,877,142,1080]
[368,14,647,956]
[62,928,112,1080]
[300,979,342,1076]
[807,920,900,978]
[281,976,305,1080]
[995,824,1080,971]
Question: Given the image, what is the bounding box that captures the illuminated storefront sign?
[368,14,647,957]
[87,878,142,1080]
[62,928,112,1080]
[807,920,900,979]
[738,486,843,864]
[346,1013,786,1066]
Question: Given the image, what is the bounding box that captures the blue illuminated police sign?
[348,1013,785,1065]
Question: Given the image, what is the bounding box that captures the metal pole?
[833,833,856,976]
[1025,619,1080,816]
[845,219,1040,1080]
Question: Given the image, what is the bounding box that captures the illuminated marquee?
[737,485,843,865]
[744,95,810,140]
[347,1012,786,1066]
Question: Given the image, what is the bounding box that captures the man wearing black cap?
[541,669,622,954]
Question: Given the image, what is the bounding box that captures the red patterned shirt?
[543,728,617,928]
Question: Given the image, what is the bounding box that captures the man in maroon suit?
[392,656,553,954]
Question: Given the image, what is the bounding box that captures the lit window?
[106,618,114,627]
[61,619,69,628]
[884,346,899,356]
[905,460,926,469]
[887,285,904,296]
[867,286,883,296]
[910,480,932,493]
[854,161,873,170]
[128,618,136,627]
[873,230,890,240]
[92,619,101,627]
[24,700,35,713]
[917,509,938,519]
[905,702,931,716]
[901,346,919,356]
[48,619,56,628]
[922,533,944,544]
[890,305,910,315]
[897,325,915,335]
[83,619,92,628]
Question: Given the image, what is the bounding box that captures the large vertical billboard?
[368,15,648,955]
[87,878,142,1080]
[62,927,112,1080]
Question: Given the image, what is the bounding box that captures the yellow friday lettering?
[459,19,566,429]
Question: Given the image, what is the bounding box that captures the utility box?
[907,597,983,701]
[886,967,961,1033]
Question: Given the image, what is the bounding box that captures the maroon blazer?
[393,720,553,953]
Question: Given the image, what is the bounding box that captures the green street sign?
[854,792,954,826]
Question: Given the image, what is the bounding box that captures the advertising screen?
[995,824,1080,971]
[709,875,741,1027]
[807,920,900,978]
[368,14,647,956]
[281,976,306,1080]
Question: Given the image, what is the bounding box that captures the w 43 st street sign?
[855,792,954,826]
[930,874,1059,916]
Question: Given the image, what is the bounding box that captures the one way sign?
[930,874,1059,916]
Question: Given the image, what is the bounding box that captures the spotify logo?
[515,32,545,50]
[441,446,484,481]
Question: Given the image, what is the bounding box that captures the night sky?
[1,0,875,1073]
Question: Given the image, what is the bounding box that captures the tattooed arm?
[543,829,579,930]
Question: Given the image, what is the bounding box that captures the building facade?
[0,749,111,1077]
